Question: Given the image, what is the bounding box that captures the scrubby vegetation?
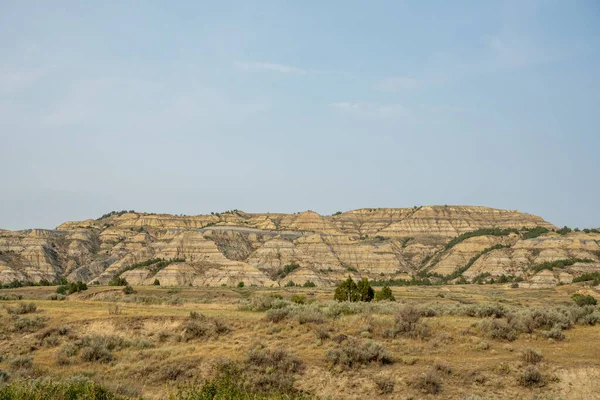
[117,257,186,278]
[443,228,519,251]
[97,210,136,220]
[333,277,374,302]
[572,293,597,306]
[374,285,395,302]
[0,282,598,399]
[56,281,88,295]
[326,339,393,368]
[530,258,594,273]
[0,378,122,400]
[108,276,128,286]
[572,272,600,285]
[520,226,551,239]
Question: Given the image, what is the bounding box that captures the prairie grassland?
[0,284,599,399]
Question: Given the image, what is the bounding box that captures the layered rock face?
[2,206,599,287]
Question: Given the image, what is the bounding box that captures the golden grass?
[0,284,598,399]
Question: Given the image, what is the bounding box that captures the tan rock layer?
[2,206,596,287]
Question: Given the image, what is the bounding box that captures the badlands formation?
[0,206,599,288]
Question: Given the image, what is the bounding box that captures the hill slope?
[1,206,599,287]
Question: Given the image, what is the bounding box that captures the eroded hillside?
[1,206,599,287]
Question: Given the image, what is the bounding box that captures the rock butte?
[0,206,599,288]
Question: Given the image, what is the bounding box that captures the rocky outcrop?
[1,206,598,287]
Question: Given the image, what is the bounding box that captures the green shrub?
[290,295,306,304]
[56,281,88,295]
[237,282,245,288]
[153,279,160,286]
[274,263,301,280]
[572,272,600,284]
[108,277,128,286]
[302,281,316,287]
[572,293,597,307]
[521,226,550,239]
[122,285,135,295]
[374,286,395,302]
[530,258,594,273]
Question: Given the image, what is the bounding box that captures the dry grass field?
[0,284,599,399]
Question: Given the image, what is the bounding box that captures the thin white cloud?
[330,102,464,119]
[485,35,553,70]
[0,67,46,93]
[234,61,351,77]
[375,76,420,91]
[234,61,308,74]
[329,102,407,118]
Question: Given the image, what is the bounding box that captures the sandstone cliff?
[2,206,599,287]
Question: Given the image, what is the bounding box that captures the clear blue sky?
[1,1,599,230]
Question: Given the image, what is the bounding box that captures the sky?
[1,1,599,230]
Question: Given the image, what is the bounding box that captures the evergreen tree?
[356,278,375,302]
[334,277,359,302]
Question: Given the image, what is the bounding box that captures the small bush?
[519,365,544,387]
[153,279,160,286]
[265,308,290,323]
[238,295,290,311]
[412,370,441,394]
[374,376,395,394]
[46,293,67,301]
[237,282,245,288]
[521,348,543,364]
[480,319,518,341]
[6,302,37,315]
[433,361,452,375]
[542,326,565,341]
[290,295,306,304]
[80,345,114,363]
[122,285,135,295]
[475,341,490,351]
[294,308,325,325]
[385,305,430,339]
[12,316,46,332]
[108,305,121,315]
[303,281,316,287]
[244,344,303,394]
[182,313,230,341]
[9,355,33,371]
[326,340,393,368]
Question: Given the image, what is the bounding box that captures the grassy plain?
[0,284,599,399]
